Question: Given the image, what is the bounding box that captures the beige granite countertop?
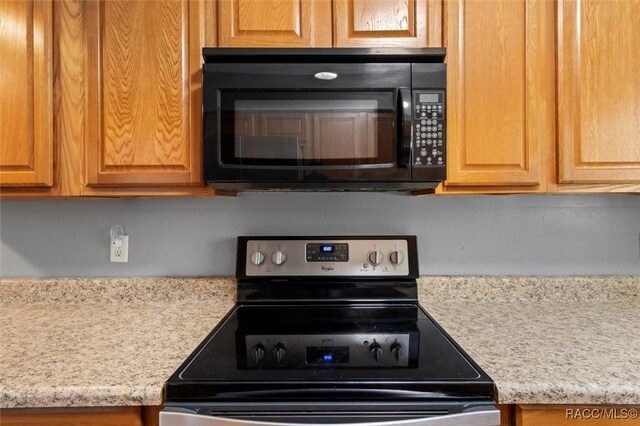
[1,276,639,408]
[0,278,237,408]
[419,277,640,405]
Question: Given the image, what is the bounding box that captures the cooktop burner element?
[162,236,499,426]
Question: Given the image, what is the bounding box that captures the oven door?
[203,63,412,187]
[160,404,500,426]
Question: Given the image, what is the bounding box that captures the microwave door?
[204,62,413,185]
[219,92,402,176]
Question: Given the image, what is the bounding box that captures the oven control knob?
[250,250,266,266]
[389,250,405,266]
[251,344,265,364]
[369,341,383,361]
[390,342,405,361]
[368,250,384,266]
[272,343,286,363]
[271,250,287,266]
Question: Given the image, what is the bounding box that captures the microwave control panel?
[413,91,445,167]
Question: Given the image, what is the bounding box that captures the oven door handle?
[160,409,500,426]
[397,88,412,168]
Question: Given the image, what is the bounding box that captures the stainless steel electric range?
[161,236,499,426]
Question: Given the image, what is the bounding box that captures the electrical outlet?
[110,235,129,263]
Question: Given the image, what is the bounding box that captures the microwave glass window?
[219,91,396,167]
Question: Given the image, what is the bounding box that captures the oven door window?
[220,91,396,167]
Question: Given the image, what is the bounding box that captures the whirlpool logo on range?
[321,266,334,272]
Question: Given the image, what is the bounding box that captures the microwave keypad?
[413,92,445,167]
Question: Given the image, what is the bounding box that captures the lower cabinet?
[0,407,144,426]
[0,406,164,426]
[516,405,640,426]
[4,405,640,425]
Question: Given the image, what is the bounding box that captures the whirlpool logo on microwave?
[321,266,334,272]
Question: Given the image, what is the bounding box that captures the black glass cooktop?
[164,303,495,403]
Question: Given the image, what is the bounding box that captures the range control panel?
[243,238,411,277]
[413,90,445,167]
[243,333,413,368]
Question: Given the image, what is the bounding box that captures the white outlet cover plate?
[110,235,129,263]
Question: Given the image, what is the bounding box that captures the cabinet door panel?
[334,0,441,47]
[0,407,143,426]
[85,1,202,187]
[558,0,640,183]
[219,0,331,47]
[0,0,53,187]
[445,0,554,190]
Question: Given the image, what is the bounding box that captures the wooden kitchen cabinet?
[442,0,639,194]
[218,0,441,49]
[218,0,331,47]
[0,0,54,188]
[83,0,206,189]
[2,0,216,198]
[516,405,640,425]
[4,0,639,198]
[0,407,144,426]
[442,0,555,194]
[555,0,640,192]
[333,0,442,47]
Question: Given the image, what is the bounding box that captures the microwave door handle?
[397,88,412,168]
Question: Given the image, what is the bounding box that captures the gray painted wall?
[1,194,639,278]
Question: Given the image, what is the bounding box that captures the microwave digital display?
[419,93,439,103]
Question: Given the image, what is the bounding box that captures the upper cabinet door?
[84,1,205,187]
[334,0,441,47]
[558,0,640,184]
[0,1,53,187]
[219,0,331,47]
[444,0,554,190]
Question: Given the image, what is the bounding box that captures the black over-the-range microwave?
[202,48,446,192]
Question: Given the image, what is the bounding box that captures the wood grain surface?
[444,0,554,191]
[516,405,640,426]
[219,0,331,47]
[0,407,143,426]
[84,0,202,187]
[0,0,53,187]
[334,0,441,47]
[557,0,640,184]
[2,0,215,198]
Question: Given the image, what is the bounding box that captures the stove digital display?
[306,243,349,262]
[307,347,349,364]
